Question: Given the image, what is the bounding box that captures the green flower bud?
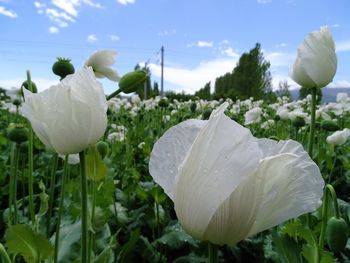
[96,141,109,159]
[7,124,28,143]
[190,102,197,113]
[13,99,21,106]
[274,115,280,121]
[19,141,29,154]
[21,80,37,94]
[52,57,75,80]
[321,120,340,132]
[326,216,348,253]
[292,116,305,128]
[158,99,169,108]
[119,70,147,94]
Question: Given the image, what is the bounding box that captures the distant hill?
[290,88,350,103]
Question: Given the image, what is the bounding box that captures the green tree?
[276,80,292,99]
[195,82,211,100]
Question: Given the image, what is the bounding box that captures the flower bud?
[190,102,197,113]
[292,116,306,128]
[52,57,75,80]
[96,141,109,159]
[119,70,147,94]
[202,109,212,120]
[7,124,28,143]
[21,80,37,93]
[321,120,340,132]
[326,216,348,253]
[158,99,169,108]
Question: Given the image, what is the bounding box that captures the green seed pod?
[321,120,340,132]
[274,115,280,121]
[158,99,169,108]
[7,124,28,143]
[190,102,197,113]
[292,116,306,128]
[12,99,21,106]
[21,80,37,93]
[119,70,147,94]
[325,216,348,253]
[202,109,213,120]
[96,141,109,159]
[52,57,75,80]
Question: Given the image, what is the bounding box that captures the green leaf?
[117,230,140,263]
[271,229,302,263]
[86,146,107,182]
[6,224,53,263]
[38,180,49,217]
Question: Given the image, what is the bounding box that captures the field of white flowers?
[0,26,348,263]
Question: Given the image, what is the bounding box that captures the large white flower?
[21,67,108,155]
[326,128,350,146]
[149,102,324,245]
[290,26,337,88]
[84,50,120,81]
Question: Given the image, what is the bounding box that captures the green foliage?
[86,146,107,182]
[194,82,211,100]
[214,43,271,100]
[299,86,323,103]
[6,224,54,263]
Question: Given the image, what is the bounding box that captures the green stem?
[88,182,97,263]
[208,243,218,263]
[54,155,69,263]
[12,145,20,225]
[47,153,59,237]
[318,184,340,248]
[79,150,89,263]
[0,244,12,263]
[308,87,317,158]
[26,70,35,222]
[8,144,15,224]
[106,88,122,100]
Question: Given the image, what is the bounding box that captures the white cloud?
[257,0,272,4]
[49,26,59,33]
[148,58,238,93]
[46,8,75,27]
[157,29,176,36]
[109,34,120,41]
[0,5,17,18]
[266,52,295,67]
[276,42,287,48]
[51,0,102,16]
[188,41,213,48]
[87,34,98,43]
[328,80,350,88]
[0,78,58,92]
[34,1,46,8]
[336,40,350,52]
[221,47,239,58]
[117,0,135,5]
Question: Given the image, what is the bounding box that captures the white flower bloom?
[108,131,125,141]
[244,107,262,125]
[21,67,107,155]
[84,50,120,81]
[131,94,141,104]
[261,119,275,129]
[138,142,145,149]
[290,26,337,88]
[326,128,350,146]
[276,107,290,120]
[149,102,324,245]
[336,93,349,103]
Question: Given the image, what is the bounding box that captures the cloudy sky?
[0,0,349,94]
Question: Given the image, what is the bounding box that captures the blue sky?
[0,0,350,95]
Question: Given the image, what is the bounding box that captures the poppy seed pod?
[321,120,340,132]
[52,57,75,80]
[326,217,348,253]
[7,124,28,143]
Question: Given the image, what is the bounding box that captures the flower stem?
[47,153,59,237]
[12,144,20,225]
[79,150,89,263]
[54,155,68,263]
[308,87,317,158]
[26,70,35,222]
[106,88,122,100]
[318,184,340,248]
[0,244,12,263]
[208,243,218,263]
[88,182,97,263]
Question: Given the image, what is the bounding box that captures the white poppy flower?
[326,128,350,146]
[244,107,262,125]
[84,50,120,82]
[149,102,324,245]
[21,67,107,155]
[290,26,337,88]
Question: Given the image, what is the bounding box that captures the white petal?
[248,153,324,236]
[95,67,120,81]
[85,50,117,68]
[174,102,262,240]
[202,168,265,245]
[149,119,206,200]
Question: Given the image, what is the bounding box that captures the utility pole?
[160,46,164,97]
[144,61,149,100]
